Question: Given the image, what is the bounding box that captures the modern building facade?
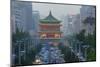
[63,14,81,36]
[80,6,95,21]
[30,11,40,46]
[80,6,96,35]
[11,1,33,33]
[32,11,40,33]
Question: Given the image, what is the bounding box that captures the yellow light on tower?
[41,33,46,38]
[55,34,60,38]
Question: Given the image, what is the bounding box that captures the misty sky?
[32,2,82,20]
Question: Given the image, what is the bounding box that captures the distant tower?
[11,1,33,33]
[39,11,62,44]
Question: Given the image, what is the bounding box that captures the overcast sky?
[32,2,82,20]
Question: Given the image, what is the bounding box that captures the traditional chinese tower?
[39,11,62,45]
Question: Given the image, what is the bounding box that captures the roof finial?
[49,10,52,16]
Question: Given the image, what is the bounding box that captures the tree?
[76,29,86,42]
[58,44,79,63]
[83,17,96,25]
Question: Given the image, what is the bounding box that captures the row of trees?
[75,30,96,61]
[75,17,96,61]
[61,17,96,62]
[12,28,42,66]
[58,43,79,63]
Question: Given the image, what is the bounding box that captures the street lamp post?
[17,40,25,65]
[23,39,26,60]
[17,40,21,65]
[78,41,83,56]
[82,45,89,60]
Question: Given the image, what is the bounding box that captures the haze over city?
[32,3,81,20]
[11,1,96,66]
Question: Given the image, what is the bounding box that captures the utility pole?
[18,40,21,65]
[24,39,26,60]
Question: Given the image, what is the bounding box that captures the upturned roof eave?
[40,11,61,23]
[40,19,61,23]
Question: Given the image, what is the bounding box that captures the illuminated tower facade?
[39,11,62,44]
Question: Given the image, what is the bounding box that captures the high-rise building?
[73,14,81,34]
[30,11,40,46]
[11,1,33,33]
[64,15,76,35]
[32,11,40,32]
[80,6,95,21]
[80,6,96,35]
[62,14,81,36]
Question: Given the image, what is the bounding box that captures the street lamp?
[82,45,89,60]
[16,40,21,65]
[17,40,24,65]
[33,55,42,64]
[78,41,83,56]
[12,54,16,65]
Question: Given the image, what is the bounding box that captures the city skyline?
[32,2,81,20]
[11,1,96,66]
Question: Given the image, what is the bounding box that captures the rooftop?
[40,11,61,23]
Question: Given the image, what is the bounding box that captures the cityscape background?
[11,1,96,66]
[11,1,95,37]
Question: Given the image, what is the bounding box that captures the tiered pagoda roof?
[40,11,61,23]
